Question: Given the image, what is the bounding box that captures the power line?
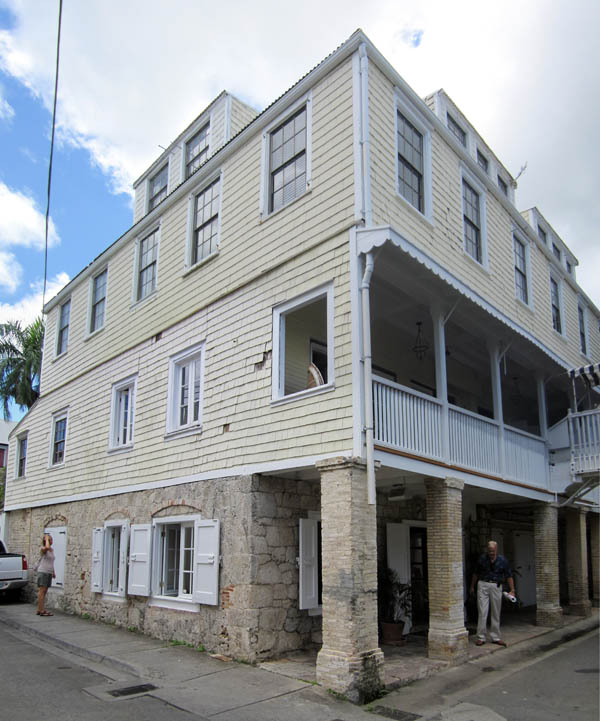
[42,0,64,312]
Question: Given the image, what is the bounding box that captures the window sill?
[462,250,490,275]
[108,444,134,455]
[182,251,219,277]
[394,191,434,228]
[271,382,335,407]
[47,462,65,471]
[149,596,200,612]
[515,297,534,313]
[260,186,312,224]
[100,592,127,603]
[130,290,158,312]
[551,328,568,343]
[83,326,105,343]
[52,350,68,363]
[164,424,203,440]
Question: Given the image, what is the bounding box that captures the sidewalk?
[0,600,597,720]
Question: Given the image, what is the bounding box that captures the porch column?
[431,306,449,462]
[315,457,384,704]
[536,375,548,439]
[590,513,599,607]
[425,477,468,661]
[566,507,592,616]
[533,503,563,626]
[488,343,506,477]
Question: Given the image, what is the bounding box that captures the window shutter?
[127,524,152,596]
[117,521,130,597]
[299,518,318,609]
[91,527,104,593]
[47,527,67,589]
[192,519,220,605]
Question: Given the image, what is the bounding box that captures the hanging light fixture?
[412,321,429,361]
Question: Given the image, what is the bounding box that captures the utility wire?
[42,0,64,312]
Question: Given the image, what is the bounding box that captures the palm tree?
[0,317,45,420]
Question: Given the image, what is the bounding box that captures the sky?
[0,0,598,325]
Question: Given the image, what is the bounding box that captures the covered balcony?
[358,227,599,497]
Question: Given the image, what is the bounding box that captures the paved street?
[0,625,203,721]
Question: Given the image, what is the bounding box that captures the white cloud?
[0,181,60,251]
[0,0,598,305]
[0,91,14,121]
[0,250,22,292]
[0,272,69,325]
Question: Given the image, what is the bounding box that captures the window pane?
[269,107,307,212]
[283,296,327,396]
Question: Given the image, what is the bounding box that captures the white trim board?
[3,450,353,511]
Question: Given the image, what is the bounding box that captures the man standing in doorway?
[469,540,515,647]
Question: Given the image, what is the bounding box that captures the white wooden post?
[431,306,449,462]
[488,342,505,477]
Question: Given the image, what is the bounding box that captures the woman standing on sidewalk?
[36,533,56,616]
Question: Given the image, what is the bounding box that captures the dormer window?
[552,243,561,261]
[447,113,466,147]
[537,225,547,244]
[186,124,210,178]
[148,165,168,210]
[497,176,508,196]
[476,149,489,173]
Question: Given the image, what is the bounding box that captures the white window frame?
[512,230,532,308]
[271,282,335,403]
[45,526,67,590]
[86,267,108,337]
[184,171,223,270]
[460,167,488,269]
[16,432,28,478]
[182,119,212,181]
[549,273,565,337]
[109,375,137,451]
[476,148,489,174]
[578,302,590,357]
[49,409,68,467]
[55,298,71,356]
[125,515,219,609]
[166,343,205,437]
[446,112,467,147]
[91,521,130,597]
[259,91,312,219]
[147,161,169,212]
[132,224,160,305]
[394,94,433,221]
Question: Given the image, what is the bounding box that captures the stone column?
[315,457,384,704]
[533,503,563,626]
[566,507,591,616]
[588,513,599,607]
[425,477,468,661]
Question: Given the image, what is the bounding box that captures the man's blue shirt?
[475,553,512,584]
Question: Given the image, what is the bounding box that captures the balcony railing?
[373,377,549,487]
[568,409,600,476]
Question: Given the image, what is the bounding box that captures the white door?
[513,531,536,606]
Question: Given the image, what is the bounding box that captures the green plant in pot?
[378,566,412,645]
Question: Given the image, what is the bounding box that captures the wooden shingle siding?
[230,96,258,135]
[7,231,353,508]
[367,62,598,370]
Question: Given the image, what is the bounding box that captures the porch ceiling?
[369,240,571,395]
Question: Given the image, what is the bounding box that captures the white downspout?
[358,42,372,226]
[361,252,376,504]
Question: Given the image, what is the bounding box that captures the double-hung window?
[550,276,563,334]
[462,179,482,263]
[167,344,204,435]
[513,235,529,304]
[537,225,547,245]
[90,269,107,333]
[56,299,71,355]
[447,113,466,146]
[51,412,68,466]
[127,516,220,606]
[476,149,489,173]
[186,124,210,178]
[397,111,424,212]
[191,177,220,265]
[136,229,159,301]
[269,106,307,213]
[497,176,508,197]
[148,165,168,210]
[552,243,561,262]
[110,376,136,449]
[578,304,588,355]
[91,521,130,597]
[17,434,27,477]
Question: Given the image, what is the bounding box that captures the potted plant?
[378,566,412,645]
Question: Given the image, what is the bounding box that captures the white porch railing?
[568,409,600,475]
[373,377,549,486]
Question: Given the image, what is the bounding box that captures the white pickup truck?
[0,539,28,595]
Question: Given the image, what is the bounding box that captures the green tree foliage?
[0,318,45,420]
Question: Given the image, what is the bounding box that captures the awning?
[569,363,600,387]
